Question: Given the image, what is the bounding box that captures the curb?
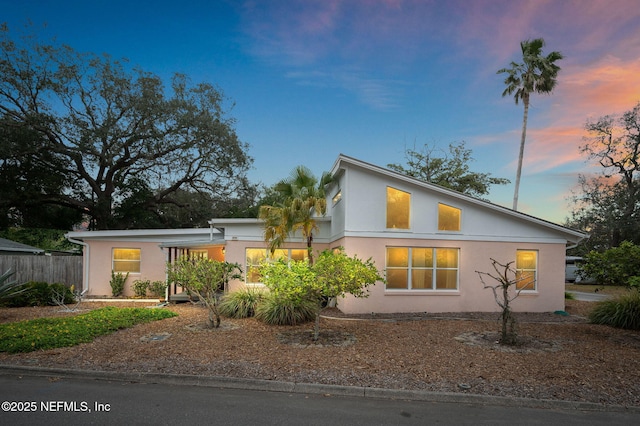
[1,364,639,414]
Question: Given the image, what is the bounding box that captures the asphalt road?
[1,372,638,425]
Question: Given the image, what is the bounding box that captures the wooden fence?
[0,255,83,289]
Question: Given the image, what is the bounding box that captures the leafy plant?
[0,269,26,304]
[110,271,129,297]
[148,280,168,298]
[219,287,266,318]
[254,291,317,325]
[579,241,640,287]
[132,279,150,297]
[167,258,242,328]
[0,307,177,353]
[589,290,640,330]
[1,281,74,307]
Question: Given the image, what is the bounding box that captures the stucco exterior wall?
[335,237,566,314]
[84,240,168,297]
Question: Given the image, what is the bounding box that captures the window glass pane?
[438,204,461,231]
[436,248,458,268]
[436,270,458,289]
[516,251,537,269]
[386,187,410,229]
[516,271,536,290]
[290,249,308,262]
[112,248,140,273]
[411,269,433,289]
[387,247,409,267]
[246,249,266,283]
[270,249,288,261]
[412,248,433,267]
[386,269,408,289]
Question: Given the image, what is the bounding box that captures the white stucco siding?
[336,237,566,314]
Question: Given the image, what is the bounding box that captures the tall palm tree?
[258,166,332,264]
[498,38,563,210]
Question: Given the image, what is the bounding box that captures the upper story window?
[438,203,461,231]
[516,250,537,291]
[112,248,141,273]
[386,187,410,229]
[332,189,342,205]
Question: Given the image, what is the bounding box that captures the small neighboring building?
[0,238,45,255]
[67,154,588,313]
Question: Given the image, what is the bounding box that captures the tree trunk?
[513,97,530,211]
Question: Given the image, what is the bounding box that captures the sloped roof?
[330,153,588,244]
[0,238,45,254]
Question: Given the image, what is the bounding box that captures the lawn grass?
[0,306,177,353]
[565,284,631,297]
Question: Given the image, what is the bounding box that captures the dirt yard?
[1,299,639,408]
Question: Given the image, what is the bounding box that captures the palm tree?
[258,166,333,264]
[498,38,563,210]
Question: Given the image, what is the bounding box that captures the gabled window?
[516,250,537,291]
[438,203,461,231]
[386,247,459,290]
[386,187,410,229]
[112,248,141,273]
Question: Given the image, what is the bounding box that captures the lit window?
[516,250,537,291]
[112,248,141,273]
[332,189,342,205]
[245,248,309,284]
[387,187,410,229]
[438,203,461,231]
[386,247,459,290]
[189,249,208,259]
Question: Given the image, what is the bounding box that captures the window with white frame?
[112,248,141,273]
[386,187,411,229]
[516,250,537,291]
[245,248,309,284]
[438,203,461,231]
[386,247,459,290]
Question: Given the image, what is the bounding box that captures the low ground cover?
[0,306,177,353]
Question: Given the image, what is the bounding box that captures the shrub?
[148,280,168,298]
[110,271,129,297]
[254,291,317,325]
[219,287,266,318]
[0,269,26,305]
[132,279,150,297]
[1,281,75,307]
[589,290,640,330]
[579,241,640,287]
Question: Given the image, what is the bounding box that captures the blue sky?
[3,0,640,224]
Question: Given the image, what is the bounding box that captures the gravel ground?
[1,300,639,408]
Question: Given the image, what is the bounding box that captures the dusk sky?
[3,1,640,224]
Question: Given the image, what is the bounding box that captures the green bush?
[254,292,317,325]
[1,281,75,307]
[589,290,640,330]
[132,279,150,297]
[148,280,168,298]
[110,271,129,297]
[219,287,266,318]
[579,241,640,287]
[0,269,26,304]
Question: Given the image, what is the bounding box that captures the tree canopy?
[387,141,509,199]
[497,38,563,210]
[566,102,640,252]
[0,24,256,230]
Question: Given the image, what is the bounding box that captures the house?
[66,154,587,313]
[0,237,45,255]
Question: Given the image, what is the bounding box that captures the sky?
[3,0,640,224]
